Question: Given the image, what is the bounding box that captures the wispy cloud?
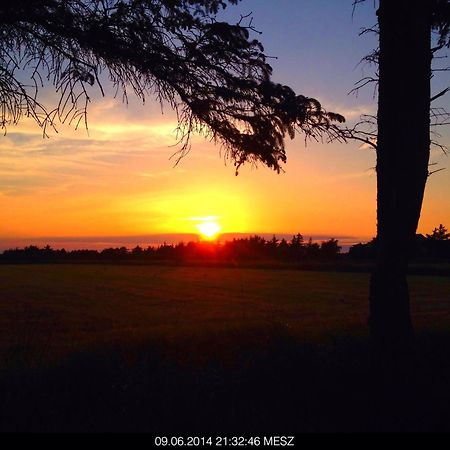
[0,101,191,197]
[329,104,375,122]
[327,168,376,183]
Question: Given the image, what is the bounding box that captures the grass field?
[1,264,450,431]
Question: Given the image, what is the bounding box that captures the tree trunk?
[369,0,431,356]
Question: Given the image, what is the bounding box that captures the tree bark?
[369,0,431,356]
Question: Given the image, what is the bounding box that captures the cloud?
[326,169,375,183]
[0,104,197,197]
[333,105,375,122]
[0,175,59,196]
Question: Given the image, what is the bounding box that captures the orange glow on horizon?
[0,99,448,246]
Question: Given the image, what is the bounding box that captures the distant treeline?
[2,225,449,265]
[0,234,343,263]
[349,224,450,261]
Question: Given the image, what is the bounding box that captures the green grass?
[1,264,450,431]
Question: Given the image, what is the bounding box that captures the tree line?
[349,224,450,261]
[0,234,342,263]
[3,225,449,264]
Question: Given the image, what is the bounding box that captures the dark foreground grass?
[0,264,450,432]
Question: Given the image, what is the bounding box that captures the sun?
[196,220,221,240]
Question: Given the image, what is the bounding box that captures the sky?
[0,0,449,251]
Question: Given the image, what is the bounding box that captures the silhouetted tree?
[132,245,144,256]
[346,0,450,353]
[276,238,290,261]
[290,233,305,261]
[304,238,320,260]
[369,0,449,352]
[320,238,341,260]
[0,0,344,172]
[348,238,377,260]
[266,235,279,259]
[425,224,450,260]
[426,224,450,241]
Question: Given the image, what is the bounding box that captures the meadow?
[1,264,450,431]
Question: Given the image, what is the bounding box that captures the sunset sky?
[1,0,449,251]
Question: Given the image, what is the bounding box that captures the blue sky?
[221,0,379,103]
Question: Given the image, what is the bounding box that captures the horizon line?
[0,232,371,252]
